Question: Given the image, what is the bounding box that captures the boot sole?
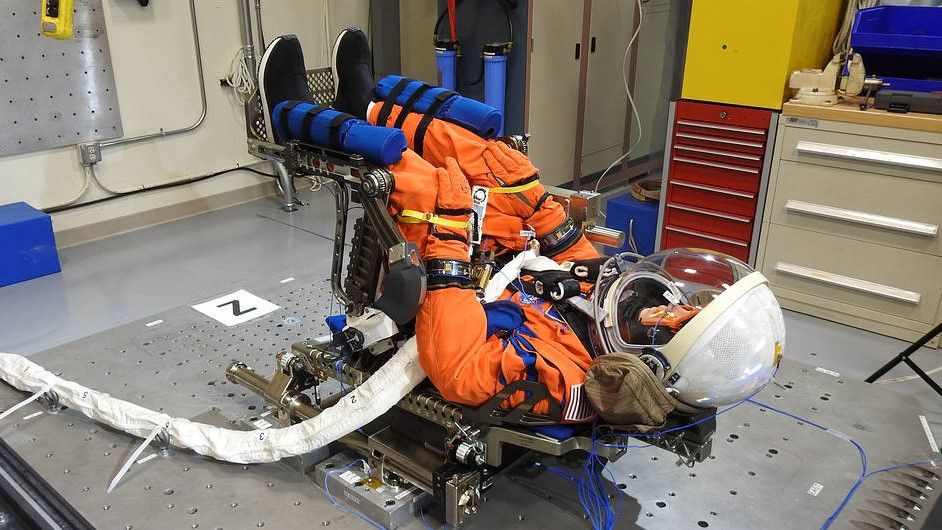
[257,35,285,143]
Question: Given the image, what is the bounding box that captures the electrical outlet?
[78,142,101,166]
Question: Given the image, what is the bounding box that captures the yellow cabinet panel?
[682,0,843,110]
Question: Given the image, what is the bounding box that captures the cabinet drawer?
[761,224,942,325]
[669,155,762,193]
[779,127,942,183]
[661,225,750,262]
[665,203,754,241]
[675,100,773,130]
[666,180,758,217]
[772,161,942,256]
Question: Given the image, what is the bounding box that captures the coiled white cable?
[226,46,256,104]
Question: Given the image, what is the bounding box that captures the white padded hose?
[0,337,425,464]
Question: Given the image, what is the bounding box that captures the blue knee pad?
[374,75,503,139]
[271,101,406,166]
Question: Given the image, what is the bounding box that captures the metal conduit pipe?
[240,0,259,82]
[99,0,208,149]
[254,0,266,52]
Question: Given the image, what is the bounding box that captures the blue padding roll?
[272,101,406,166]
[375,75,503,138]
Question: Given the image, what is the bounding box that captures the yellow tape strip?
[488,179,540,194]
[397,209,469,230]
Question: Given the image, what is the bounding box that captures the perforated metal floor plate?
[0,0,122,157]
[0,274,938,529]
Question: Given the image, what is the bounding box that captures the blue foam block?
[271,101,406,166]
[0,202,61,288]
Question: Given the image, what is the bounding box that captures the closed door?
[580,0,634,175]
[527,0,584,185]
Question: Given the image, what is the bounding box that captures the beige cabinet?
[526,0,585,186]
[527,0,673,186]
[757,104,942,347]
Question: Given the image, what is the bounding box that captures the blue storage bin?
[851,6,942,93]
[604,194,658,257]
[0,202,61,288]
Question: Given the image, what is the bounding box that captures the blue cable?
[419,509,436,530]
[744,398,871,530]
[322,459,387,530]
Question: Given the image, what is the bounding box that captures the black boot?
[331,27,374,120]
[258,34,312,143]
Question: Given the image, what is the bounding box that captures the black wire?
[43,165,279,214]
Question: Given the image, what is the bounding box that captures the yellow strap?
[397,209,469,230]
[488,179,540,194]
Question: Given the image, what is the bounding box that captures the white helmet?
[589,248,785,407]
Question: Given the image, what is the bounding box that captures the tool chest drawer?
[761,224,942,326]
[658,100,776,265]
[665,180,758,217]
[661,225,750,262]
[779,126,942,183]
[771,161,942,256]
[664,203,753,242]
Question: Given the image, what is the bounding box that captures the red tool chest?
[656,100,777,264]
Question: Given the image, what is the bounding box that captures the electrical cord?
[323,459,387,530]
[742,398,939,530]
[44,164,278,214]
[594,0,644,194]
[42,165,92,211]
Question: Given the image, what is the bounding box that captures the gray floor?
[1,190,940,528]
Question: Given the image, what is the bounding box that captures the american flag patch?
[563,383,594,421]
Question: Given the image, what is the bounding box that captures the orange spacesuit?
[379,106,599,422]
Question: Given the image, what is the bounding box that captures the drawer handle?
[671,180,756,199]
[785,200,939,237]
[677,119,766,136]
[795,141,942,173]
[676,132,764,149]
[673,156,760,175]
[665,226,749,247]
[667,203,752,223]
[675,145,762,161]
[774,262,921,305]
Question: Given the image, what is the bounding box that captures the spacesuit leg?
[392,157,590,420]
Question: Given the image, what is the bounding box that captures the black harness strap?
[532,191,551,212]
[414,92,454,156]
[300,105,330,141]
[392,84,433,129]
[376,78,412,126]
[327,113,352,149]
[276,101,303,139]
[434,206,472,216]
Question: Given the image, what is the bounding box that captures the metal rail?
[98,0,208,149]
